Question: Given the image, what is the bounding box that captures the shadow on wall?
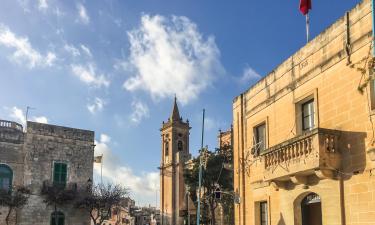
[277,213,285,225]
[338,130,367,180]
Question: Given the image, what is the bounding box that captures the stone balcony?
[261,128,341,185]
[0,119,24,144]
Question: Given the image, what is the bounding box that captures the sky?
[0,0,362,206]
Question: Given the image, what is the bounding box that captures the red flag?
[299,0,312,15]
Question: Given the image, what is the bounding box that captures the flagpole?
[196,109,205,225]
[306,13,310,43]
[101,154,103,184]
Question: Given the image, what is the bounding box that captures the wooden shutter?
[53,163,67,187]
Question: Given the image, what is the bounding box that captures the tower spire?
[171,95,181,121]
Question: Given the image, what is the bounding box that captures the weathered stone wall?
[233,0,375,224]
[18,121,94,225]
[0,120,24,224]
[0,120,95,225]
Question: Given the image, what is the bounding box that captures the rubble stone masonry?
[0,121,94,225]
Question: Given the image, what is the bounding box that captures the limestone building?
[0,120,94,225]
[159,98,195,225]
[233,0,375,225]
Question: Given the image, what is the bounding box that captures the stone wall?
[0,120,95,225]
[19,121,94,225]
[0,120,24,224]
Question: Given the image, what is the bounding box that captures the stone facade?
[159,98,195,225]
[0,120,94,225]
[233,0,375,225]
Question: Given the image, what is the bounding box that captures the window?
[0,164,12,192]
[178,141,183,151]
[254,123,266,153]
[260,201,268,225]
[302,100,315,131]
[165,142,169,156]
[50,211,65,225]
[53,162,67,187]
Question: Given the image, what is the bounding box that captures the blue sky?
[0,0,361,205]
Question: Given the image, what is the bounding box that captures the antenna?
[25,106,35,130]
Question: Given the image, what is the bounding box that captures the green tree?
[184,146,234,225]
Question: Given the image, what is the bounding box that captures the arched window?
[0,164,13,192]
[177,141,183,151]
[50,211,65,225]
[165,142,169,156]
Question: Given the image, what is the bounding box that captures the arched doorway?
[301,193,322,225]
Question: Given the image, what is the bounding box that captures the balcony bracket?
[270,181,285,191]
[315,169,334,179]
[290,175,308,185]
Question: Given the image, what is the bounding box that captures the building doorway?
[301,193,322,225]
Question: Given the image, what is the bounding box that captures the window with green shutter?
[0,164,13,192]
[53,162,67,188]
[50,211,65,225]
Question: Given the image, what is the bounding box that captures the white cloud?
[80,44,92,57]
[9,107,26,126]
[114,60,131,71]
[240,65,261,83]
[123,14,224,105]
[94,134,159,205]
[129,100,149,124]
[0,24,56,68]
[33,116,48,124]
[45,52,56,66]
[38,0,48,11]
[87,97,105,114]
[64,44,80,57]
[77,3,90,24]
[100,133,111,144]
[8,106,48,127]
[71,64,110,88]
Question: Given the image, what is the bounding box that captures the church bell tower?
[160,97,190,225]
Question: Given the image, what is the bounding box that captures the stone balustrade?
[261,128,340,183]
[0,119,23,131]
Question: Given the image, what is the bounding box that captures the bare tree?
[0,186,30,225]
[41,182,78,225]
[75,183,129,225]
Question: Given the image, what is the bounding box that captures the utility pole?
[25,106,35,131]
[196,109,205,225]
